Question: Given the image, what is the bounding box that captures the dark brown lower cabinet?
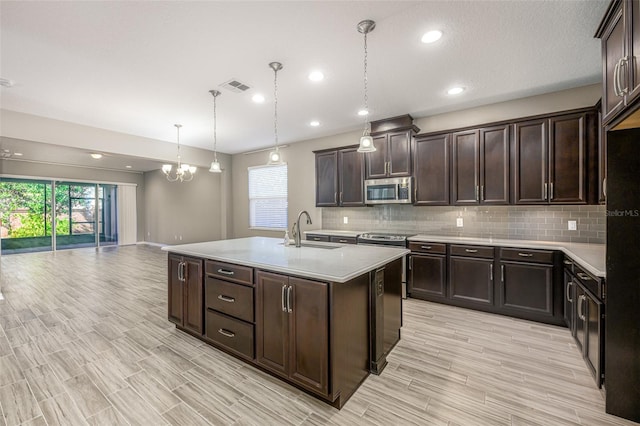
[498,261,553,320]
[255,271,329,397]
[409,253,447,300]
[574,281,605,387]
[564,269,575,331]
[168,254,203,335]
[449,256,494,306]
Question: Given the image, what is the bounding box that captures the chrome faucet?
[292,210,312,247]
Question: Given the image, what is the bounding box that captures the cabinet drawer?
[408,242,446,254]
[205,260,253,286]
[573,264,602,300]
[205,310,254,359]
[501,248,554,264]
[205,276,254,323]
[450,244,494,259]
[329,236,357,244]
[306,234,330,242]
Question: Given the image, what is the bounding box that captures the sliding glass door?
[0,178,120,254]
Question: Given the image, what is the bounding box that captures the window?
[248,164,288,229]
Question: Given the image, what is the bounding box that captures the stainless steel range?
[357,232,414,298]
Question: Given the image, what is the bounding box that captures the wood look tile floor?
[0,245,637,426]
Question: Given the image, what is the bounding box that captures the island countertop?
[162,237,409,283]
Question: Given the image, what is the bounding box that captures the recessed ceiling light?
[13,152,23,156]
[90,153,103,159]
[447,86,465,95]
[125,165,132,169]
[358,109,369,116]
[252,94,265,103]
[0,78,15,88]
[308,71,325,82]
[310,120,320,127]
[421,30,443,44]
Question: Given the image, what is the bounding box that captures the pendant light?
[357,19,377,153]
[162,124,196,182]
[208,90,222,173]
[267,61,284,165]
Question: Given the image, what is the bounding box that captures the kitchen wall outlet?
[179,235,183,240]
[456,217,464,227]
[174,235,177,240]
[343,216,349,224]
[568,220,577,231]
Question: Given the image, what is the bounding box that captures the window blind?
[248,164,288,229]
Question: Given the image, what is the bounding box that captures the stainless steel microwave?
[364,177,413,204]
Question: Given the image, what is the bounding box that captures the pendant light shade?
[208,89,222,173]
[357,19,377,153]
[267,61,285,165]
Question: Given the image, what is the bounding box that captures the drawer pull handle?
[563,260,572,265]
[421,246,432,250]
[518,253,534,257]
[338,239,348,243]
[218,328,235,338]
[217,268,235,276]
[465,249,478,253]
[576,272,592,281]
[313,237,321,241]
[217,295,235,303]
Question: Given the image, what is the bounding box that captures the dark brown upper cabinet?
[413,133,450,205]
[597,0,640,126]
[314,146,364,207]
[451,125,510,205]
[513,111,593,205]
[365,114,419,179]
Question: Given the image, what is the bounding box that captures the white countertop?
[408,235,605,278]
[162,237,409,283]
[303,229,363,238]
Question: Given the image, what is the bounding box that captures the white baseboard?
[136,241,167,248]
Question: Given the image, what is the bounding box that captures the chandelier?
[162,124,196,182]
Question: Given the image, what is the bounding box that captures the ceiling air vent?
[221,79,251,93]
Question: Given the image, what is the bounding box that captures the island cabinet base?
[167,249,404,409]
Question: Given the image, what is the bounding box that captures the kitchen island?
[163,237,408,408]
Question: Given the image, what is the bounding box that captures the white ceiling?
[0,1,608,156]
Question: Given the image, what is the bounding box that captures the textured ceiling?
[0,1,608,156]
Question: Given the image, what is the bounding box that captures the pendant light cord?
[363,30,370,136]
[274,66,279,151]
[213,94,218,161]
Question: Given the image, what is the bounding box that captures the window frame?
[248,163,288,231]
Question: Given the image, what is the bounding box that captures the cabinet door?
[413,134,450,205]
[449,257,493,305]
[585,292,604,387]
[451,130,479,205]
[499,262,553,318]
[480,125,510,205]
[574,284,587,354]
[315,151,338,207]
[183,257,203,335]
[168,255,184,326]
[627,0,640,104]
[549,114,587,204]
[388,131,412,177]
[256,271,289,378]
[409,254,446,300]
[513,119,548,204]
[288,277,329,396]
[338,147,364,206]
[365,135,388,179]
[564,270,575,333]
[601,3,625,123]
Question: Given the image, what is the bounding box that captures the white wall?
[230,84,602,239]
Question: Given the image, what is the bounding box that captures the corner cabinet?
[314,146,364,207]
[168,254,204,335]
[255,271,329,397]
[597,0,640,125]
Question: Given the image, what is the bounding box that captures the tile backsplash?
[322,205,606,244]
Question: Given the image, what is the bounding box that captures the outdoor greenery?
[0,180,94,238]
